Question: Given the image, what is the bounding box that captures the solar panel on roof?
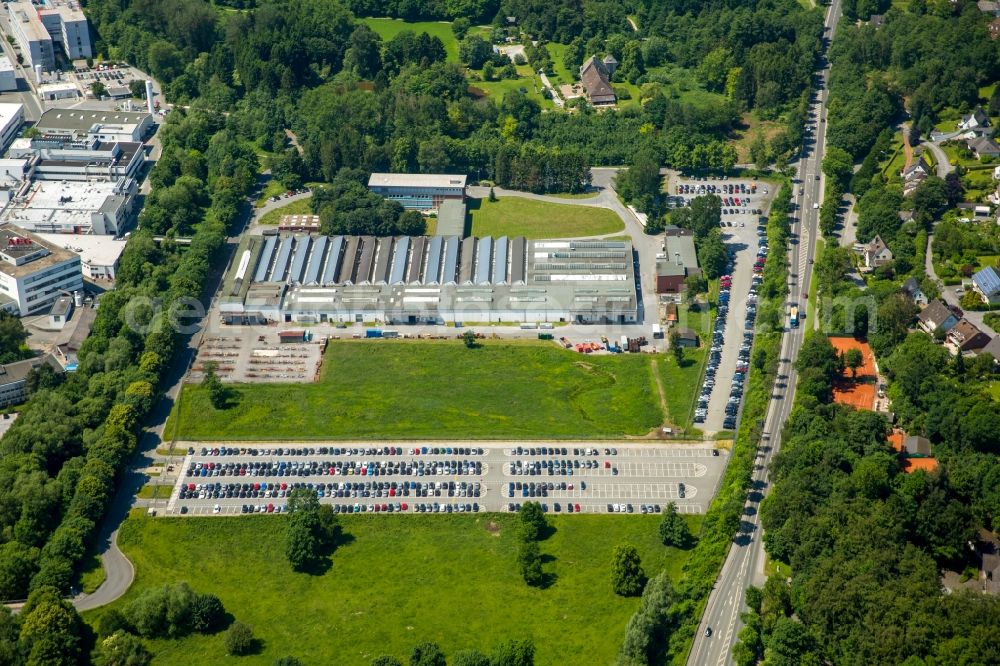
[288,236,311,284]
[442,236,459,284]
[269,236,293,282]
[303,235,327,284]
[475,237,492,284]
[425,236,443,284]
[493,236,508,284]
[253,236,277,282]
[390,236,410,284]
[322,236,344,285]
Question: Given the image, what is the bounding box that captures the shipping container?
[365,329,383,338]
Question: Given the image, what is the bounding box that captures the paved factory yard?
[164,441,727,516]
[190,332,324,383]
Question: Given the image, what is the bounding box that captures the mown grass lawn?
[258,198,313,226]
[92,512,700,665]
[169,341,700,440]
[467,197,623,239]
[363,18,460,62]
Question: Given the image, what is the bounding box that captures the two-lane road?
[687,1,842,664]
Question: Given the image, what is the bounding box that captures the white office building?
[0,104,24,154]
[0,225,82,315]
[0,56,17,92]
[36,232,127,281]
[8,0,92,69]
[37,0,92,61]
[7,1,55,70]
[0,178,138,235]
[35,108,154,143]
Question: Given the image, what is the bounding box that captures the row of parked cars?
[512,446,615,456]
[187,458,483,479]
[232,502,482,514]
[509,458,607,476]
[190,445,486,457]
[181,479,483,501]
[508,480,583,498]
[675,181,759,195]
[694,258,735,426]
[507,502,584,513]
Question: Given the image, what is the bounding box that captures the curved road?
[921,141,955,178]
[687,0,841,663]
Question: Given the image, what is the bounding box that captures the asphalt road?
[158,442,727,516]
[687,1,842,664]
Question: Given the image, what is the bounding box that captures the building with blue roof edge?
[972,265,1000,304]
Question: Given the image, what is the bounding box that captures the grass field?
[467,196,623,239]
[258,198,313,226]
[92,512,700,665]
[363,18,460,62]
[168,341,705,440]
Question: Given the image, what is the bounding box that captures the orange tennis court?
[830,337,877,410]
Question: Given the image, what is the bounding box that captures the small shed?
[673,327,699,348]
[278,330,306,344]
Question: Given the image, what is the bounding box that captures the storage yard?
[158,441,726,516]
[189,332,323,383]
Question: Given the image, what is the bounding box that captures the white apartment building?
[7,1,55,70]
[37,0,92,61]
[0,225,82,315]
[7,0,92,70]
[0,104,24,154]
[0,56,17,92]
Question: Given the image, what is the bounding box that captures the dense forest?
[739,330,1000,665]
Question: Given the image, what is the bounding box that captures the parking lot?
[163,441,727,516]
[668,177,774,433]
[191,333,324,383]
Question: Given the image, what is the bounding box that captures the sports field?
[168,341,705,440]
[91,512,701,665]
[468,196,623,239]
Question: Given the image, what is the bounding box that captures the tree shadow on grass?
[538,522,557,542]
[539,553,559,589]
[298,530,356,576]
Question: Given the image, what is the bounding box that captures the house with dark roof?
[856,235,893,270]
[867,14,884,28]
[579,55,616,107]
[972,265,1000,304]
[901,277,927,306]
[946,318,991,354]
[967,136,1000,160]
[673,327,699,347]
[900,156,930,181]
[959,105,991,132]
[916,299,959,335]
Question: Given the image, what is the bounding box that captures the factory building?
[0,225,83,315]
[0,178,137,235]
[220,234,637,325]
[8,136,143,182]
[34,108,153,143]
[367,173,467,211]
